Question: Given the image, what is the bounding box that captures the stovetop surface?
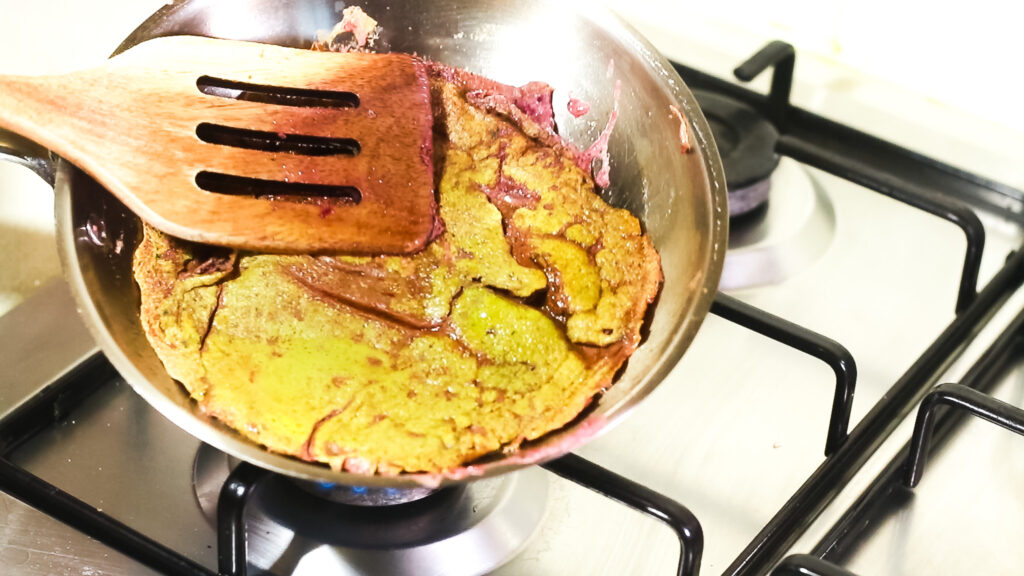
[2,2,1024,575]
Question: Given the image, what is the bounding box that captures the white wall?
[606,0,1024,135]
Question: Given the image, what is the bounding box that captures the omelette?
[133,66,663,475]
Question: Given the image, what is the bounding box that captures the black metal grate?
[542,454,703,576]
[711,293,856,456]
[772,554,858,576]
[808,308,1024,568]
[769,322,1024,575]
[672,41,1024,576]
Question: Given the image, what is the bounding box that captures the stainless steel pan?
[3,0,727,487]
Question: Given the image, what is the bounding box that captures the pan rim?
[54,0,728,488]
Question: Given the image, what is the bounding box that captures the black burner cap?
[694,90,779,216]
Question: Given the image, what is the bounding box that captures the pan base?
[192,444,548,575]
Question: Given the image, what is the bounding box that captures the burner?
[293,478,438,506]
[193,445,548,576]
[693,89,780,217]
[719,158,836,289]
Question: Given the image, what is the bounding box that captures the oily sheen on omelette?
[133,68,663,476]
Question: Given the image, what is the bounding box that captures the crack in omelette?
[133,69,662,475]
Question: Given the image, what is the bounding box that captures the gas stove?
[1,2,1023,575]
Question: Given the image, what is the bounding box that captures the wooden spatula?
[0,35,437,254]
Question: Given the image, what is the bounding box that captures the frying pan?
[2,0,727,488]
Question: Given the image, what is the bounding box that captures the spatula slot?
[196,123,361,156]
[196,171,361,203]
[197,76,360,108]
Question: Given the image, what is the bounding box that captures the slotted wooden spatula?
[0,35,437,254]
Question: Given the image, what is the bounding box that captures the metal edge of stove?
[0,279,98,421]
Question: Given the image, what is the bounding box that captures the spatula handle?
[0,37,440,255]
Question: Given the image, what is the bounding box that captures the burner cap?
[694,90,779,217]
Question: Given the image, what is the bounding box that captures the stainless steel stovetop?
[1,2,1023,575]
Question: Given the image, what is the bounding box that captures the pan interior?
[56,0,726,487]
